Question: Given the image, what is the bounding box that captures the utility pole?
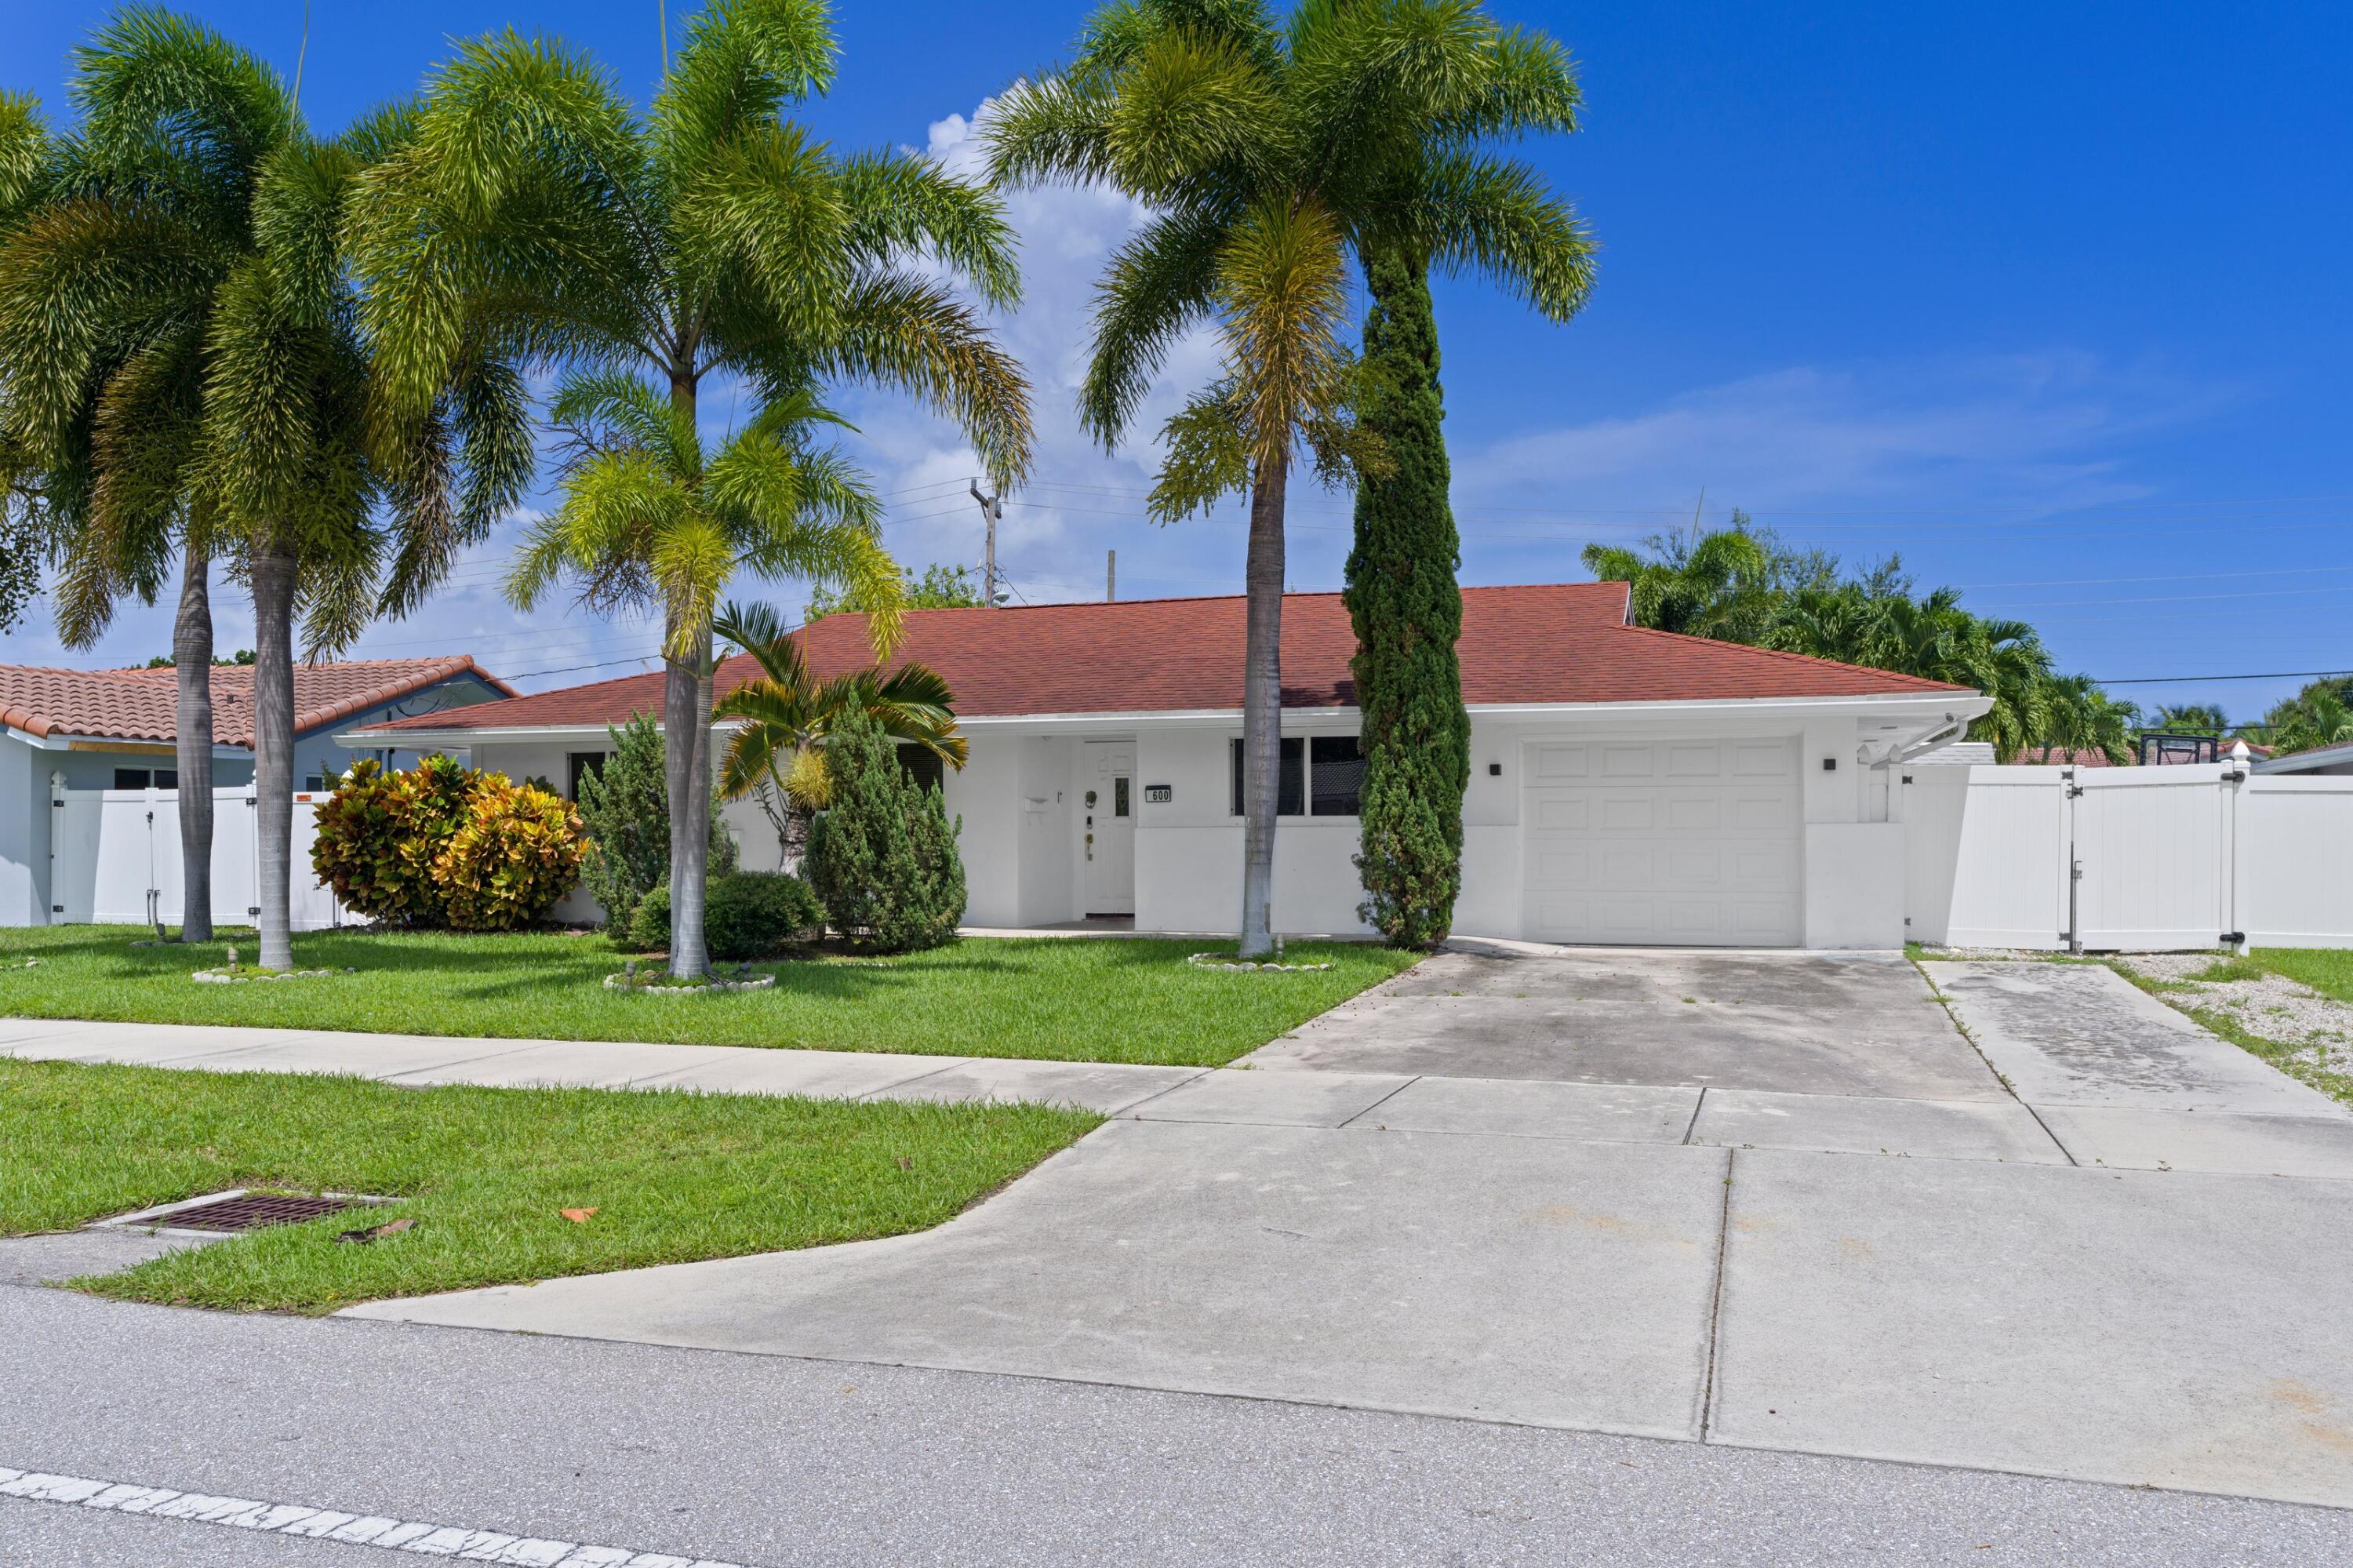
[1107,549,1116,602]
[969,478,1002,607]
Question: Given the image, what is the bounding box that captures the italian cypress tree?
[1346,251,1470,948]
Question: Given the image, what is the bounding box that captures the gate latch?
[2220,931,2245,946]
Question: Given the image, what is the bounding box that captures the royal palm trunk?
[249,548,297,971]
[1238,457,1289,958]
[663,621,715,980]
[173,548,215,943]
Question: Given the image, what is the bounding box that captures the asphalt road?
[4,1264,2349,1567]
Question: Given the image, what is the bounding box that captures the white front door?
[1082,742,1136,915]
[1521,736,1803,946]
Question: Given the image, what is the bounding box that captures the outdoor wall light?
[1488,762,1502,776]
[1821,757,1838,771]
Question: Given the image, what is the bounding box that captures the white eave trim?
[340,689,1989,748]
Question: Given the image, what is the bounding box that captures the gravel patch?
[2111,953,2353,1083]
[1915,946,2353,1099]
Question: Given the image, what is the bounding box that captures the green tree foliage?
[625,871,826,960]
[0,13,530,970]
[312,757,584,930]
[713,599,968,861]
[808,562,983,618]
[803,707,966,952]
[987,0,1594,955]
[1579,511,1842,642]
[2260,682,2353,757]
[574,715,739,932]
[2151,703,2230,733]
[355,0,1029,979]
[1345,252,1467,948]
[1587,522,2144,762]
[2036,674,2142,767]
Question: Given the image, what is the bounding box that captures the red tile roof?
[0,657,514,747]
[349,584,1965,738]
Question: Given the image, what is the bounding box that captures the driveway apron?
[173,946,2353,1507]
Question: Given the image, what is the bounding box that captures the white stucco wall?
[1129,722,1374,937]
[406,697,1963,948]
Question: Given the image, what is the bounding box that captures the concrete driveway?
[336,948,2353,1508]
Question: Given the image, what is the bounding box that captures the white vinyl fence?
[47,781,348,931]
[1904,762,2353,951]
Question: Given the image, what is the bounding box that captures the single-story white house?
[342,584,1986,948]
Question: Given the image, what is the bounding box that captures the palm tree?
[1,13,317,954]
[0,93,53,635]
[2,13,528,970]
[987,0,1591,956]
[2039,674,2138,766]
[2264,685,2353,758]
[513,377,908,912]
[358,0,1031,978]
[2151,702,2229,734]
[1583,528,1780,642]
[1768,585,2053,759]
[711,598,967,862]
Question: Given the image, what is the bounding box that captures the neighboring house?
[2010,745,2122,767]
[2,657,511,926]
[342,584,1987,948]
[2255,740,2353,777]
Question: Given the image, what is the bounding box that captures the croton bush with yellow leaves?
[313,757,585,931]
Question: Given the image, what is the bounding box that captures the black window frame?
[1230,737,1307,817]
[1308,734,1364,817]
[566,751,609,802]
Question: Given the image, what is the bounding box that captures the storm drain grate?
[148,1193,355,1232]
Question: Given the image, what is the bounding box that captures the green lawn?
[0,926,1418,1068]
[2253,948,2353,1005]
[1,1058,1097,1312]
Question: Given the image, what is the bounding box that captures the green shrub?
[435,780,589,932]
[575,714,741,932]
[803,707,966,952]
[311,755,478,926]
[574,716,669,930]
[312,757,583,931]
[624,871,824,959]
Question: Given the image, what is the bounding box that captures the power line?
[2094,668,2353,686]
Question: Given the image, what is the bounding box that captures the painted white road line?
[0,1464,744,1566]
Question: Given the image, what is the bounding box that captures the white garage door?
[1522,737,1802,947]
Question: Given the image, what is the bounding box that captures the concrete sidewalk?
[0,1015,1208,1115]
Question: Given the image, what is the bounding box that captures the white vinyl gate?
[1904,762,2353,951]
[47,782,347,931]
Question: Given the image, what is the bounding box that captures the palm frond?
[810,271,1034,486]
[652,0,838,176]
[835,147,1021,310]
[1074,204,1227,445]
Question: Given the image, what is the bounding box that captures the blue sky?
[5,0,2347,721]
